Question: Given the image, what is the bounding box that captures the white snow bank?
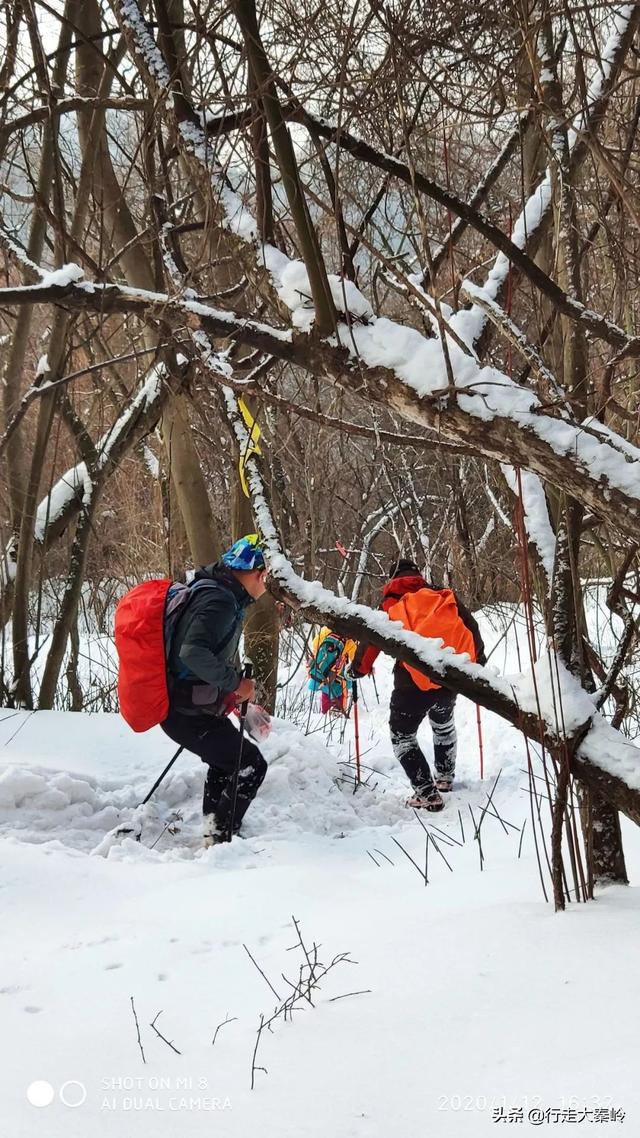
[1,692,640,1138]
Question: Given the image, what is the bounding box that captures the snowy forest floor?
[1,617,639,1137]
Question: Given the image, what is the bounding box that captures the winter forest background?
[2,5,640,1120]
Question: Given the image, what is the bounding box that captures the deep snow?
[1,633,639,1137]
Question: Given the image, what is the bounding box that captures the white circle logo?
[26,1081,55,1108]
[59,1080,87,1108]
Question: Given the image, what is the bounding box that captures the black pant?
[389,685,457,794]
[161,710,267,832]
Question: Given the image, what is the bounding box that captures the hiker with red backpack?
[350,559,485,812]
[115,534,270,847]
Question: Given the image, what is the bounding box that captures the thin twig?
[212,1014,238,1047]
[458,809,465,844]
[243,943,282,1001]
[150,1011,182,1055]
[291,917,314,1004]
[469,804,484,870]
[482,802,521,833]
[475,769,503,838]
[327,990,372,1002]
[251,1014,267,1090]
[518,817,528,859]
[391,835,427,882]
[427,831,454,872]
[130,996,146,1064]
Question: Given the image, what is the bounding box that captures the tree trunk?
[80,0,220,571]
[161,395,221,568]
[38,497,99,709]
[580,787,628,891]
[232,413,279,710]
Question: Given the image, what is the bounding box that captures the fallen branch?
[243,943,282,1001]
[212,1014,238,1047]
[250,918,359,1089]
[130,996,146,1064]
[150,1011,182,1055]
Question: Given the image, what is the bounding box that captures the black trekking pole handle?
[239,660,253,715]
[226,661,253,842]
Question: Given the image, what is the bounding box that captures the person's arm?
[454,594,486,664]
[178,593,241,693]
[350,641,381,678]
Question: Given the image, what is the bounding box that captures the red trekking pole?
[352,678,362,787]
[476,704,484,781]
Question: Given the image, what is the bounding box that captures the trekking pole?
[339,699,350,746]
[227,662,253,842]
[113,743,184,839]
[476,704,484,781]
[352,679,362,788]
[371,671,380,705]
[140,745,184,806]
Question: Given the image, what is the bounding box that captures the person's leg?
[202,764,227,818]
[161,713,223,831]
[389,685,434,793]
[211,719,266,837]
[191,719,266,837]
[161,712,267,838]
[426,691,457,786]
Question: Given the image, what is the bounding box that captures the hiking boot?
[203,832,226,849]
[203,814,225,848]
[435,777,454,793]
[406,788,445,812]
[203,814,243,847]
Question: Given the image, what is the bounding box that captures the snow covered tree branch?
[2,271,640,546]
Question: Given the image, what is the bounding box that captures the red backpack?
[114,578,221,732]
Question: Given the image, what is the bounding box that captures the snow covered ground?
[2,627,639,1136]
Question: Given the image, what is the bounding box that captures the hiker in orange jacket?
[350,559,485,812]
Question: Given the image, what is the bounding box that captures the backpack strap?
[166,578,241,680]
[188,579,241,654]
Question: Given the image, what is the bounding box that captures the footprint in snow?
[104,962,123,971]
[24,1006,42,1014]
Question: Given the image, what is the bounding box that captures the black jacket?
[167,563,253,715]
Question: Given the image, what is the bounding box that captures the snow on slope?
[1,643,640,1136]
